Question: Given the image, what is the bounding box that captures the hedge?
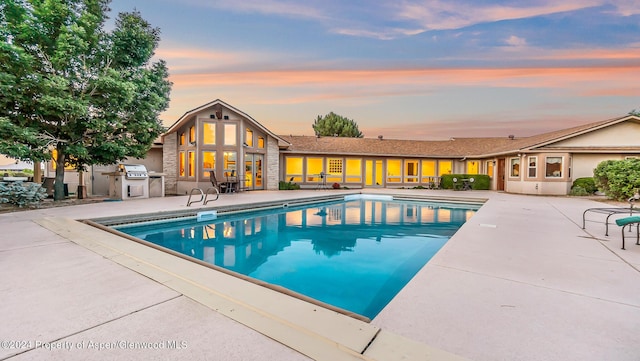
[440,174,490,190]
[571,177,597,194]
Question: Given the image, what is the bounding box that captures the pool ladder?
[186,187,219,206]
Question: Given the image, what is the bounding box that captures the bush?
[571,177,596,194]
[0,182,47,208]
[593,158,640,201]
[440,174,490,190]
[278,181,300,190]
[569,186,590,196]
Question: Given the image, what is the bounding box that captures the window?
[306,158,323,182]
[257,136,265,149]
[421,160,436,182]
[203,122,216,145]
[202,151,215,177]
[545,157,563,177]
[345,159,362,183]
[486,161,494,177]
[179,132,185,146]
[285,157,303,182]
[189,126,195,144]
[510,158,520,177]
[179,152,186,177]
[405,160,419,183]
[466,160,479,174]
[438,160,452,176]
[387,159,401,182]
[223,151,237,174]
[245,128,253,147]
[224,123,237,146]
[327,158,343,182]
[527,156,537,178]
[188,151,195,177]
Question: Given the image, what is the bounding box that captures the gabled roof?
[476,114,640,156]
[164,99,290,147]
[281,114,640,159]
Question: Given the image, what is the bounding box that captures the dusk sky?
[109,0,640,140]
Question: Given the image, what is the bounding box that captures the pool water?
[116,198,478,319]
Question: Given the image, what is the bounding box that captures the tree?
[0,0,171,200]
[312,112,363,138]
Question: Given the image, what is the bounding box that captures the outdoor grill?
[103,164,150,200]
[122,164,149,180]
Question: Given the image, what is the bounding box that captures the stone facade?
[266,137,280,190]
[162,132,178,195]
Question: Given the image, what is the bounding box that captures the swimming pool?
[114,195,479,319]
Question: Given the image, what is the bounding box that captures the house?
[41,99,640,197]
[277,114,640,195]
[161,99,290,195]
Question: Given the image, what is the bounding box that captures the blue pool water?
[115,198,479,319]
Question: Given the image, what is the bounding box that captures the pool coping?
[83,193,485,324]
[35,194,475,361]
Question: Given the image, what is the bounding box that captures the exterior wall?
[504,152,572,195]
[129,148,163,173]
[168,103,278,194]
[43,168,80,196]
[266,137,279,190]
[571,153,627,179]
[550,121,640,147]
[163,132,178,195]
[46,146,165,197]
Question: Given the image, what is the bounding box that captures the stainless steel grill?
[122,164,148,180]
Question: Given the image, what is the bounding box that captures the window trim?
[527,156,537,178]
[404,159,419,183]
[345,158,362,183]
[510,157,520,178]
[202,150,216,178]
[387,159,402,183]
[545,156,563,178]
[245,128,253,147]
[202,121,216,145]
[327,158,344,183]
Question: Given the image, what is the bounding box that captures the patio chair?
[210,171,227,193]
[224,171,239,193]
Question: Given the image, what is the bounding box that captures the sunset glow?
[109,0,640,139]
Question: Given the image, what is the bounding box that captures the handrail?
[186,188,205,206]
[203,187,220,204]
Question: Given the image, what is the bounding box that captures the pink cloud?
[168,66,639,91]
[396,1,601,31]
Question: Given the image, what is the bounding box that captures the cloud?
[168,65,638,87]
[181,0,328,20]
[395,0,602,30]
[609,0,640,16]
[331,27,425,40]
[505,35,527,47]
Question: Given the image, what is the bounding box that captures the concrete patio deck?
[1,190,639,360]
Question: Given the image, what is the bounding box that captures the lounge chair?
[615,216,640,250]
[583,194,640,236]
[582,207,636,236]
